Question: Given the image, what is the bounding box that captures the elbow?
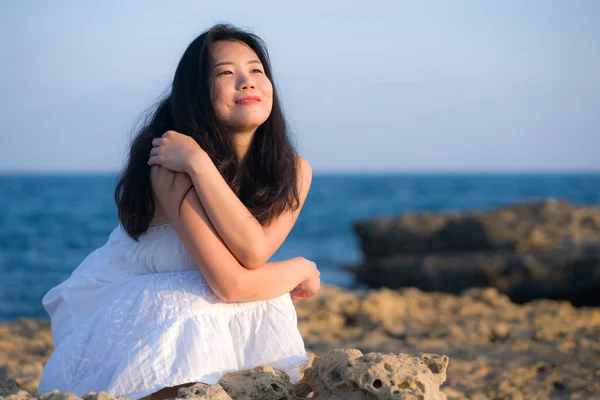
[215,287,241,303]
[243,259,265,271]
[217,291,240,303]
[240,243,268,270]
[216,274,251,303]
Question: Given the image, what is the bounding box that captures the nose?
[236,72,256,91]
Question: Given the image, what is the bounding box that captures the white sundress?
[38,222,309,399]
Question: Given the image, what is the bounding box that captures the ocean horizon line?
[1,169,600,177]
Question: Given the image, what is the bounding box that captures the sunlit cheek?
[211,90,228,120]
[264,84,274,110]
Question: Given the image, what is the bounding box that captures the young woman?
[38,24,320,400]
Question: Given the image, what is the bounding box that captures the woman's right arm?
[150,165,316,302]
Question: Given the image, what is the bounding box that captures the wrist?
[187,149,208,176]
[295,257,316,281]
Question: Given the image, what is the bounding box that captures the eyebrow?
[213,59,262,68]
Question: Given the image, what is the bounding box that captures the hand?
[290,258,320,301]
[147,130,205,173]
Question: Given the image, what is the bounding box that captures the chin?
[228,116,269,131]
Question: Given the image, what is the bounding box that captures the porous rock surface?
[218,365,296,400]
[295,349,448,400]
[176,382,231,399]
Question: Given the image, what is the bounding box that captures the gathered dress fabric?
[38,222,308,399]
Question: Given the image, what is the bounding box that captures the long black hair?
[114,24,300,240]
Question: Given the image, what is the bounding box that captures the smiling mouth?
[235,96,261,104]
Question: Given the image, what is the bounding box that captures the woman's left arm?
[188,152,312,269]
[148,131,313,270]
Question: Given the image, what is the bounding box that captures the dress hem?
[123,356,309,400]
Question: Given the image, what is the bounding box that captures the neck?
[231,128,256,161]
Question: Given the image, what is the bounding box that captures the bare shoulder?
[296,154,312,179]
[296,154,312,192]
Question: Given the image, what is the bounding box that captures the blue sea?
[1,172,599,321]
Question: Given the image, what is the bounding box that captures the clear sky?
[1,0,599,172]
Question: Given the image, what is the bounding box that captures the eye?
[251,68,264,74]
[217,70,232,76]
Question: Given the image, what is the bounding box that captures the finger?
[290,287,306,293]
[292,292,309,301]
[290,284,303,294]
[147,155,161,166]
[149,147,160,157]
[291,289,308,298]
[152,138,163,147]
[162,130,173,138]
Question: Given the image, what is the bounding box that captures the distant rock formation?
[352,200,600,305]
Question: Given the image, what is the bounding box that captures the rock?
[355,200,600,256]
[355,245,600,305]
[82,392,130,400]
[38,390,81,400]
[219,366,297,400]
[352,200,600,305]
[177,383,231,399]
[1,379,24,396]
[297,349,448,400]
[0,318,53,394]
[295,286,600,398]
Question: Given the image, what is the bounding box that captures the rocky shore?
[352,200,600,306]
[2,285,599,399]
[2,200,600,399]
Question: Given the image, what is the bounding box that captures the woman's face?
[210,40,273,132]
